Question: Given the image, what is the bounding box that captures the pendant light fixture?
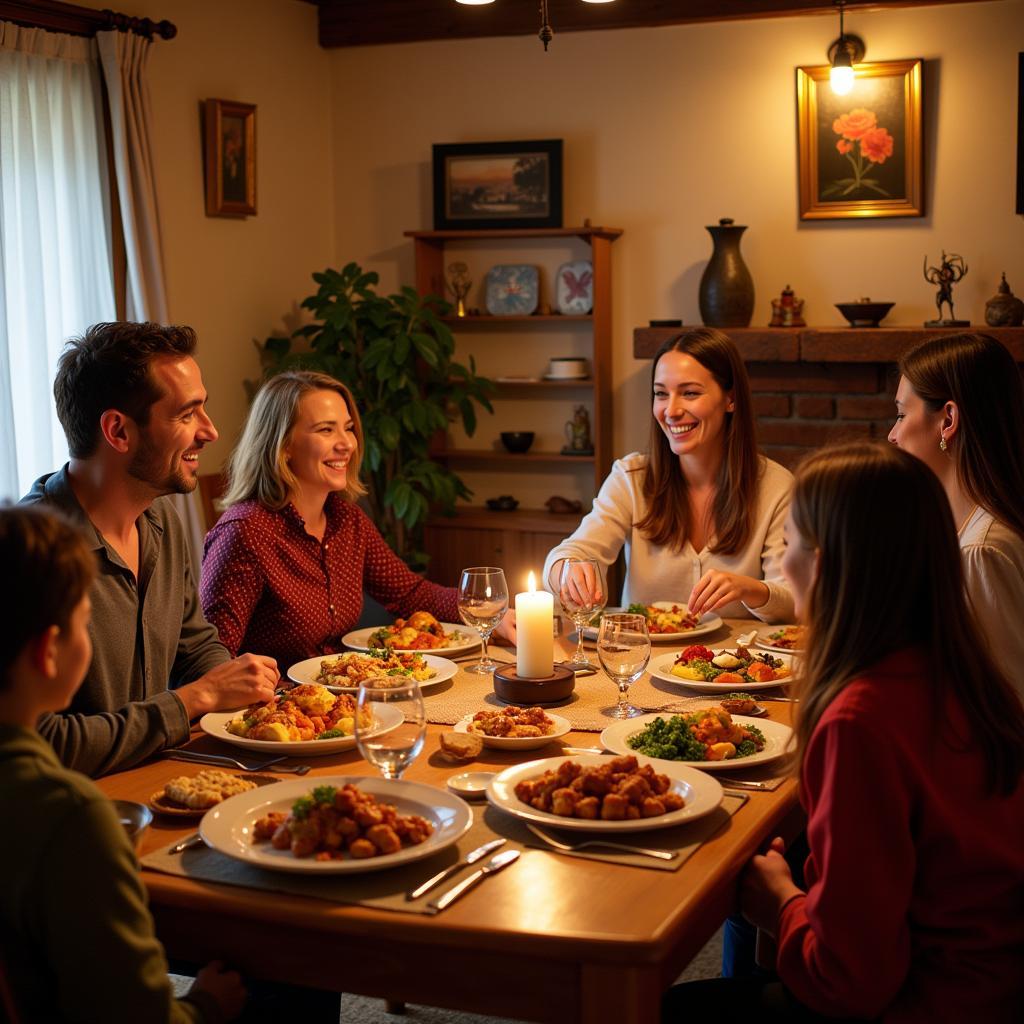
[828,1,866,96]
[454,0,617,52]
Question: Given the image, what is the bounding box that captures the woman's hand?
[552,558,604,608]
[491,609,517,646]
[688,571,769,616]
[739,836,803,937]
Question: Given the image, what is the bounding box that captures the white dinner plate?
[649,651,795,693]
[342,624,479,656]
[287,653,458,693]
[453,712,572,750]
[754,639,806,655]
[487,752,723,833]
[601,714,793,772]
[582,604,723,642]
[199,701,404,756]
[200,776,473,874]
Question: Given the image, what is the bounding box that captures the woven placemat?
[141,795,747,913]
[424,659,772,734]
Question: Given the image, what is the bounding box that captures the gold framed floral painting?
[796,59,923,219]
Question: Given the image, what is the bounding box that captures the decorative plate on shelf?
[485,265,539,316]
[555,260,593,315]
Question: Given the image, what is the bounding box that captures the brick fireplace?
[633,327,1024,470]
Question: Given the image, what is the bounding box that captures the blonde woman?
[201,371,512,670]
[544,328,793,621]
[665,443,1024,1019]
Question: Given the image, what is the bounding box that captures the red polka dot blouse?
[200,494,459,672]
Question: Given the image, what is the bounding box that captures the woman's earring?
[939,436,948,452]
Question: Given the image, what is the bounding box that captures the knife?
[170,832,203,855]
[405,838,507,901]
[428,848,521,911]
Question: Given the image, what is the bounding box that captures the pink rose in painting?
[860,127,894,164]
[836,139,852,155]
[832,108,877,140]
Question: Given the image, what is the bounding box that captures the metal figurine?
[446,261,472,318]
[923,251,970,326]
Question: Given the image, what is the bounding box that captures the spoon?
[735,630,758,647]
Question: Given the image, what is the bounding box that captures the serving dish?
[342,624,478,656]
[200,776,473,874]
[287,653,458,693]
[453,711,571,750]
[487,753,723,833]
[600,714,792,772]
[199,701,403,756]
[648,651,794,694]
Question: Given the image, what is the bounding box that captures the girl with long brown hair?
[544,328,793,620]
[665,442,1024,1020]
[889,331,1024,696]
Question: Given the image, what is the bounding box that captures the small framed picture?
[203,98,256,218]
[432,140,563,230]
[796,59,923,220]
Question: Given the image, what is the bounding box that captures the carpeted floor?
[171,926,722,1021]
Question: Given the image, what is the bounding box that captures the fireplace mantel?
[631,325,1024,468]
[633,326,1024,362]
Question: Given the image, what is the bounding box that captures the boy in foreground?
[0,505,245,1022]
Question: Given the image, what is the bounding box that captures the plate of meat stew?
[486,753,722,833]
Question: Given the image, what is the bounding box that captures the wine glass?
[457,566,509,675]
[558,558,607,671]
[597,613,651,719]
[355,679,426,779]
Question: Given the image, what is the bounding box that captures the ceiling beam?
[311,0,988,49]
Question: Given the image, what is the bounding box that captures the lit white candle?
[515,571,554,679]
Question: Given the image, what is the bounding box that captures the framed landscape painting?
[204,98,256,218]
[796,59,923,219]
[432,140,563,230]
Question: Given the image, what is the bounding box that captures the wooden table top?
[96,618,802,1023]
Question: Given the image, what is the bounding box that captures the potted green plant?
[261,262,494,569]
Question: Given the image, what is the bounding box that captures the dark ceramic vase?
[699,218,754,328]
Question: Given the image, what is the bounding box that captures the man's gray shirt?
[21,467,230,776]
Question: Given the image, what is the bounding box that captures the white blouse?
[542,452,794,622]
[960,507,1024,699]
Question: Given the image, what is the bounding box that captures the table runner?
[425,658,786,733]
[142,796,746,914]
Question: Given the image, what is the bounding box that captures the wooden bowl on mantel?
[835,301,895,328]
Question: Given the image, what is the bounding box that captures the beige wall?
[327,0,1024,502]
[113,0,334,471]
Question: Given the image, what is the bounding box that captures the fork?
[165,751,311,775]
[525,822,678,861]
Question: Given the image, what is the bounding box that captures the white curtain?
[0,22,117,501]
[97,29,205,571]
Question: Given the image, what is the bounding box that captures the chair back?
[197,471,228,531]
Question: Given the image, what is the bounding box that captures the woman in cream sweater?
[889,331,1024,699]
[544,328,793,622]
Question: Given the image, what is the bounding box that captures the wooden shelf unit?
[406,225,622,494]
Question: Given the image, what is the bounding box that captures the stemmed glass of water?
[558,558,606,671]
[355,679,426,779]
[597,613,651,719]
[457,567,509,675]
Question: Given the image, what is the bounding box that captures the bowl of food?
[500,431,535,454]
[112,799,153,851]
[835,300,895,328]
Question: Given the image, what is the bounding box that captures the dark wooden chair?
[197,471,228,531]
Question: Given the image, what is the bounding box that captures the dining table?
[96,616,803,1024]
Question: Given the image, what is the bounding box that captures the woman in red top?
[200,371,513,671]
[664,442,1024,1022]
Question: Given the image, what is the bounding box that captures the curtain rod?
[0,1,176,40]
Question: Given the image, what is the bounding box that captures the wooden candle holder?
[493,664,575,706]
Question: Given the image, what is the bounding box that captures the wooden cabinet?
[405,226,622,586]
